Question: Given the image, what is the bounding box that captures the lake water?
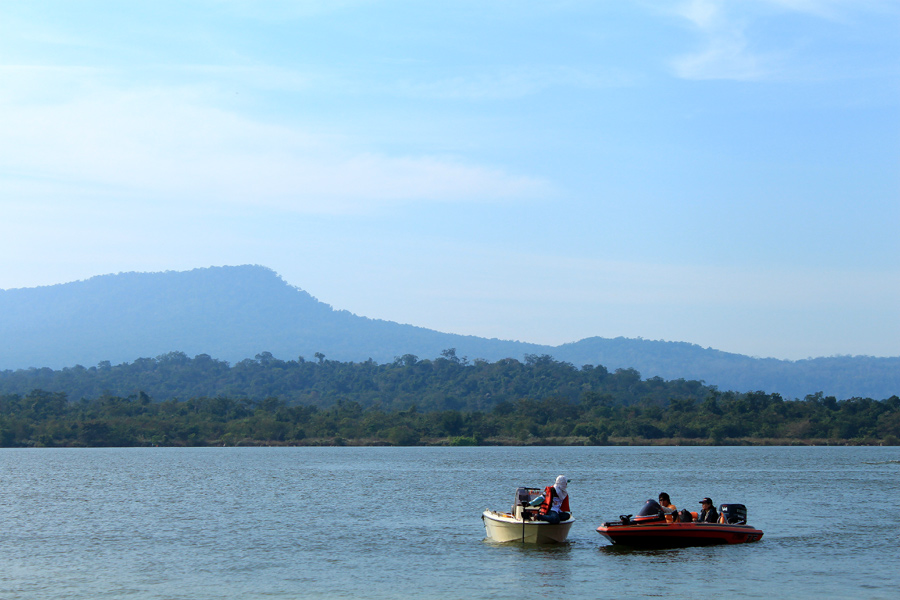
[1,446,898,599]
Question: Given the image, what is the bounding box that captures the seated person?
[530,475,570,524]
[658,492,677,515]
[698,497,719,523]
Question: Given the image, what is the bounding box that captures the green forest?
[1,351,897,447]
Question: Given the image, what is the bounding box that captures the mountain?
[1,265,897,399]
[551,338,899,401]
[0,265,544,368]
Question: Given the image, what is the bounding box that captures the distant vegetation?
[2,265,898,399]
[0,349,708,412]
[1,351,897,447]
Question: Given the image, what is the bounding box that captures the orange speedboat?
[596,500,763,548]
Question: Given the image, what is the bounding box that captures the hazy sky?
[1,0,898,360]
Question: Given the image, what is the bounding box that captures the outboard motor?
[512,487,542,518]
[720,504,748,524]
[514,487,532,507]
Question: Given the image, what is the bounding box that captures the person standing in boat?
[531,475,570,524]
[658,493,677,515]
[697,497,719,523]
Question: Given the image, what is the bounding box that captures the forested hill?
[552,338,900,402]
[1,265,897,399]
[2,354,898,447]
[0,352,702,412]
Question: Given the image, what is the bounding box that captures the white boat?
[482,487,575,544]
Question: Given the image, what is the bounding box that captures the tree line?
[0,349,712,412]
[1,386,897,447]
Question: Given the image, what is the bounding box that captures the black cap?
[699,497,712,504]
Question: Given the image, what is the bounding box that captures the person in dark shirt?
[698,497,719,523]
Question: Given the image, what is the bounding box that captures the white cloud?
[671,33,767,81]
[667,0,898,80]
[0,77,552,214]
[676,0,721,28]
[669,0,770,80]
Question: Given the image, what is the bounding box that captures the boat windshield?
[637,499,663,517]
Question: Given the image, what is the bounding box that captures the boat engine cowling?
[512,487,542,516]
[512,487,541,513]
[720,504,747,524]
[514,487,542,506]
[515,487,530,507]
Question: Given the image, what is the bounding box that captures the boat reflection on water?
[596,499,763,548]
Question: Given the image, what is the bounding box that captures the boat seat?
[678,509,694,522]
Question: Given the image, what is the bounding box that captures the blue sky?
[1,0,898,360]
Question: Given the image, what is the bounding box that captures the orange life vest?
[539,486,570,514]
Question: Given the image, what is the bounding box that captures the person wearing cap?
[658,492,677,515]
[698,497,719,523]
[530,475,570,524]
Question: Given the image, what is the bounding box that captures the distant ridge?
[1,265,897,399]
[0,265,545,368]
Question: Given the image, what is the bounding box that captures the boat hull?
[596,522,763,548]
[482,510,574,544]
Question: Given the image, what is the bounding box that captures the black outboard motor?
[512,487,541,517]
[514,487,532,507]
[720,504,748,524]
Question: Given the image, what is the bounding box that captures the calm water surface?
[1,446,898,599]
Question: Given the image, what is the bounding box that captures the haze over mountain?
[1,265,896,400]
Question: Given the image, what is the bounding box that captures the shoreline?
[10,435,895,448]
